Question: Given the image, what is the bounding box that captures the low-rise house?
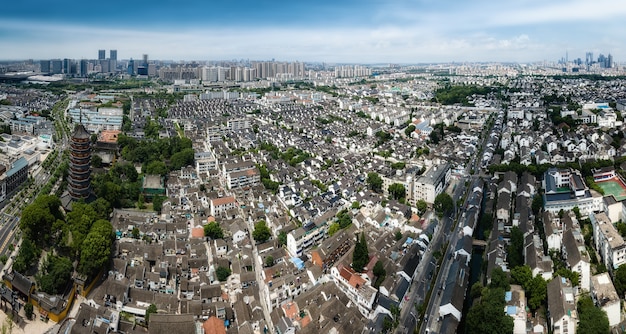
[330,263,377,317]
[590,273,620,327]
[547,276,577,334]
[562,228,591,290]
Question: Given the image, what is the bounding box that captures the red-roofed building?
[202,316,226,334]
[331,263,377,317]
[210,196,236,217]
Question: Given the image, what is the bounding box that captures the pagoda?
[67,123,92,201]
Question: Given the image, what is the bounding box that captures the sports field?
[596,178,626,201]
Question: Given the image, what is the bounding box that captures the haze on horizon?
[1,0,625,63]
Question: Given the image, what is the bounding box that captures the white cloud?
[0,8,622,63]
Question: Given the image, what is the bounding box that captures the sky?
[1,0,626,63]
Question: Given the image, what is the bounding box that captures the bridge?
[472,239,488,247]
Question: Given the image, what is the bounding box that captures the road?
[0,96,71,264]
[396,177,467,334]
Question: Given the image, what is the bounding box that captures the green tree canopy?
[204,221,224,239]
[12,238,40,274]
[466,287,514,334]
[77,220,114,277]
[252,220,271,243]
[278,231,287,246]
[216,266,231,281]
[20,195,63,245]
[146,304,157,324]
[265,256,274,267]
[352,232,369,273]
[366,172,383,193]
[416,199,428,214]
[433,192,453,215]
[37,255,73,295]
[388,183,406,201]
[577,295,609,334]
[613,264,626,297]
[489,267,510,291]
[508,226,524,269]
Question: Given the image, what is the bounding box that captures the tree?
[373,260,386,288]
[466,288,514,334]
[170,148,195,170]
[351,201,361,209]
[19,195,62,245]
[416,199,428,214]
[278,231,287,246]
[24,302,33,320]
[510,265,533,288]
[577,295,609,334]
[613,264,626,297]
[145,304,157,324]
[152,195,166,214]
[204,221,224,239]
[144,161,168,176]
[366,172,383,193]
[388,183,406,201]
[328,223,341,236]
[90,198,112,219]
[507,226,524,269]
[433,193,453,216]
[252,220,271,243]
[12,238,40,274]
[37,255,73,295]
[556,268,580,287]
[489,267,510,291]
[265,256,274,267]
[216,266,231,281]
[527,276,547,312]
[352,232,369,273]
[92,154,102,168]
[404,124,416,136]
[394,230,403,241]
[77,220,114,276]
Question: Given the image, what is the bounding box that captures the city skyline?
[1,0,626,63]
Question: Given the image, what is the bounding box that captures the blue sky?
[1,0,625,63]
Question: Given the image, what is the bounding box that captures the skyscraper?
[80,59,89,76]
[142,54,148,67]
[110,50,117,60]
[98,50,106,60]
[40,60,50,73]
[127,58,135,75]
[51,59,63,74]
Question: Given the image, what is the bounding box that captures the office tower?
[63,59,72,74]
[98,50,106,60]
[127,59,135,75]
[99,59,110,73]
[586,52,594,65]
[598,54,607,67]
[51,59,63,74]
[110,49,117,60]
[142,54,148,66]
[80,59,89,76]
[148,63,156,77]
[40,60,50,73]
[68,122,92,202]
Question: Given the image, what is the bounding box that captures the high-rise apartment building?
[98,50,106,60]
[51,59,63,74]
[40,60,50,73]
[110,50,117,60]
[80,60,89,76]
